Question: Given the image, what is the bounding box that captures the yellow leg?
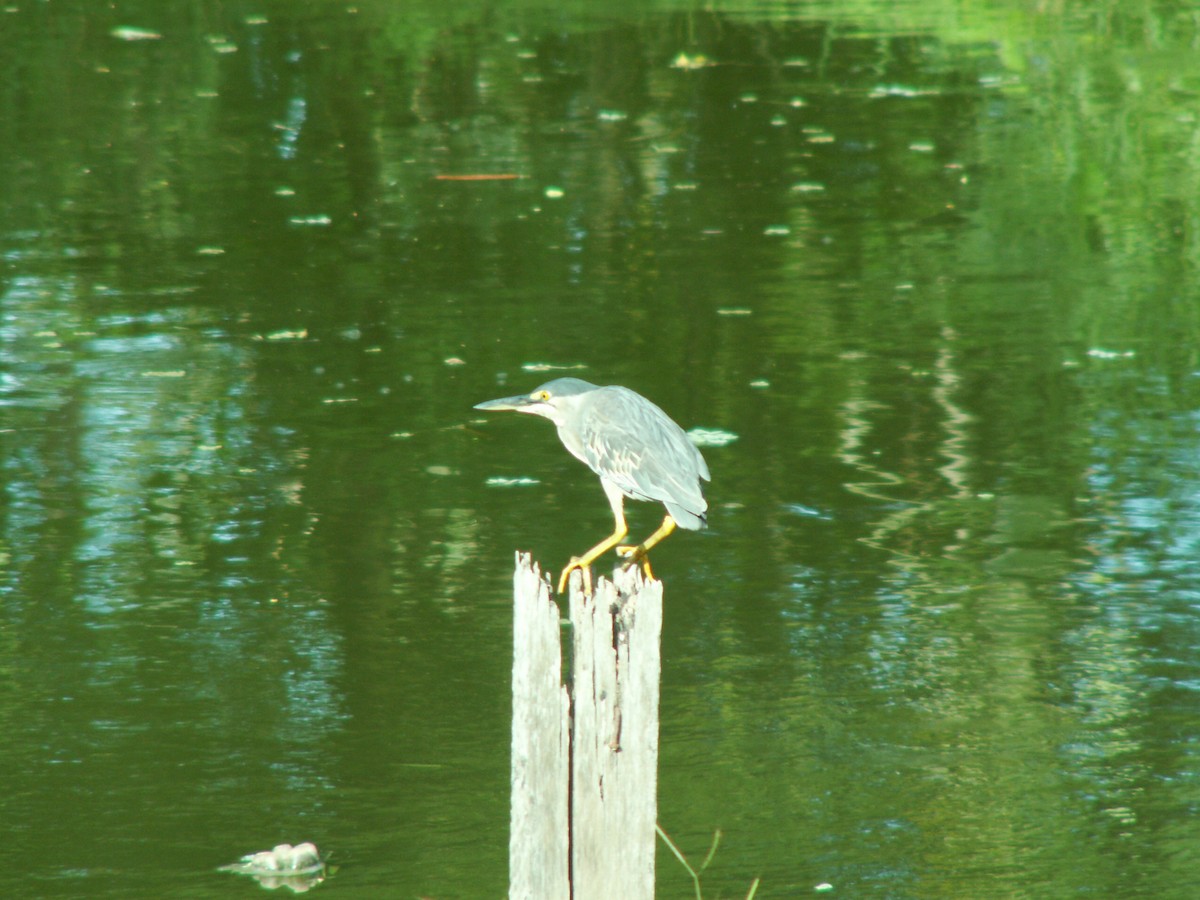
[558,516,628,595]
[617,514,677,580]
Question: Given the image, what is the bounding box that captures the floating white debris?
[110,26,161,41]
[1103,805,1137,824]
[790,182,825,193]
[520,362,587,373]
[140,370,186,378]
[288,215,331,226]
[196,246,224,255]
[749,379,770,388]
[485,476,541,487]
[716,308,752,316]
[786,504,829,519]
[205,34,238,54]
[688,427,738,448]
[444,357,466,366]
[262,328,307,341]
[870,84,933,99]
[909,141,935,153]
[219,842,323,877]
[763,225,790,236]
[671,52,712,70]
[544,186,564,199]
[1087,348,1136,360]
[597,109,627,122]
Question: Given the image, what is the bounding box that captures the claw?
[558,513,676,594]
[558,558,593,596]
[614,545,654,581]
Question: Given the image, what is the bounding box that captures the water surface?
[3,1,1200,897]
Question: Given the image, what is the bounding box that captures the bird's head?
[474,378,598,428]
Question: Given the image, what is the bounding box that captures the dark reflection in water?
[3,1,1200,898]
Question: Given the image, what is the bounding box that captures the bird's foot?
[616,545,655,580]
[557,558,593,596]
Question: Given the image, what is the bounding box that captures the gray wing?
[577,387,709,529]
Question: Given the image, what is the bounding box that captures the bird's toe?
[557,558,593,595]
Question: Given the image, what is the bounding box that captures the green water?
[3,1,1200,897]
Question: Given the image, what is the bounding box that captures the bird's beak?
[474,393,537,412]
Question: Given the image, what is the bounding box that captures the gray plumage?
[476,377,709,528]
[474,377,710,591]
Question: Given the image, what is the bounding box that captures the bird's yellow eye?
[536,391,551,401]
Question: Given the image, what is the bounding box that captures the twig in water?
[656,824,760,900]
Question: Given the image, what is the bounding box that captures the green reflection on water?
[3,1,1200,898]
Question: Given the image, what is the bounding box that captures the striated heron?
[475,378,710,594]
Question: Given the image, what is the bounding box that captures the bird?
[474,377,710,594]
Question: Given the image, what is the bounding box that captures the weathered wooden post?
[509,554,571,899]
[509,552,663,900]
